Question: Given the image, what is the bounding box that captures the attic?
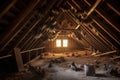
[0,0,120,80]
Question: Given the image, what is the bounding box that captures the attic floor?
[1,51,120,80]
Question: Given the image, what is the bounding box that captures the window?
[56,39,61,47]
[63,39,68,47]
[56,39,68,47]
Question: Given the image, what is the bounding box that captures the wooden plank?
[95,50,119,56]
[14,48,24,72]
[20,47,45,54]
[106,2,120,16]
[0,0,40,51]
[90,24,115,49]
[84,0,120,33]
[86,0,102,18]
[112,56,120,60]
[0,0,17,18]
[0,54,12,59]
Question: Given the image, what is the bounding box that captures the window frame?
[63,39,68,47]
[56,39,68,47]
[56,39,62,47]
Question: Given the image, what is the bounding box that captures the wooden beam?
[20,17,43,50]
[85,0,102,18]
[81,26,100,49]
[84,0,120,33]
[87,24,111,51]
[95,9,120,33]
[92,19,120,46]
[82,24,107,51]
[68,0,79,10]
[83,37,97,50]
[91,22,119,49]
[80,27,98,50]
[14,48,24,72]
[72,0,81,9]
[24,55,41,66]
[74,0,117,49]
[0,0,17,18]
[28,40,41,49]
[9,35,34,56]
[0,54,12,59]
[0,0,40,51]
[95,50,119,56]
[23,39,36,51]
[90,24,116,49]
[112,56,120,60]
[21,36,34,50]
[106,2,120,16]
[13,12,40,48]
[20,47,45,54]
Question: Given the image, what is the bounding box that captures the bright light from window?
[56,39,61,47]
[56,39,68,47]
[63,39,68,47]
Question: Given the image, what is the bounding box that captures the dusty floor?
[1,50,120,80]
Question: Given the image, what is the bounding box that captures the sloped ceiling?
[0,0,120,57]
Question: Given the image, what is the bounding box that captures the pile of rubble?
[68,61,120,77]
[68,62,84,71]
[27,64,46,78]
[49,57,66,64]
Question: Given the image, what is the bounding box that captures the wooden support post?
[14,48,24,72]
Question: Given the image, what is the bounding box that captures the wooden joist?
[20,47,45,54]
[0,47,45,59]
[0,54,12,59]
[111,56,120,60]
[95,50,119,57]
[0,0,17,18]
[0,0,41,51]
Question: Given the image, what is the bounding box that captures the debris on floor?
[84,64,95,76]
[1,51,120,80]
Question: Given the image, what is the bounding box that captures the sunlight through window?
[63,39,68,47]
[56,39,61,47]
[56,39,68,47]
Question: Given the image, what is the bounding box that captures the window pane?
[56,39,61,47]
[63,39,68,47]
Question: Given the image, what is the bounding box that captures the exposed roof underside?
[0,0,120,57]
